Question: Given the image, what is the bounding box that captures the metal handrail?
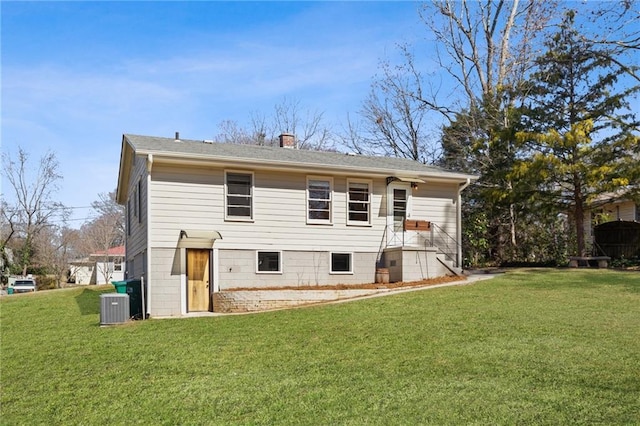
[383,221,462,268]
[430,223,462,267]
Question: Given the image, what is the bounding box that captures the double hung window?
[307,177,332,223]
[226,172,253,220]
[347,180,371,225]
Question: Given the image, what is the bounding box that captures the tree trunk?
[574,180,586,256]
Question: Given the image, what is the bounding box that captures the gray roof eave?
[139,148,476,182]
[122,134,478,185]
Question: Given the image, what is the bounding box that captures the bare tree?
[270,97,333,150]
[215,120,255,145]
[1,148,67,276]
[79,191,125,284]
[337,113,370,155]
[90,191,125,244]
[215,97,334,151]
[355,0,554,158]
[33,225,80,288]
[421,0,555,114]
[584,0,640,55]
[357,50,441,163]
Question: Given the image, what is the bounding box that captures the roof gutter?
[459,177,472,193]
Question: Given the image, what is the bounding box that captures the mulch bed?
[227,275,466,291]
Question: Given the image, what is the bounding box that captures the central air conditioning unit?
[100,293,130,326]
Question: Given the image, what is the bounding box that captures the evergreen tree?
[516,10,639,256]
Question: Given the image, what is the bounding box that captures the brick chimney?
[279,133,296,149]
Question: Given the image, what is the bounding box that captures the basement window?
[330,252,353,274]
[256,251,282,274]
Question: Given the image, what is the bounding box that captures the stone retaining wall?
[212,289,388,313]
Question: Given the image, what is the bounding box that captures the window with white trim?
[256,251,281,273]
[330,252,353,274]
[225,172,253,220]
[114,258,122,272]
[307,177,332,223]
[347,179,372,225]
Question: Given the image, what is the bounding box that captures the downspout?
[456,178,471,268]
[145,154,153,318]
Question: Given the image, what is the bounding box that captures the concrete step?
[436,253,463,276]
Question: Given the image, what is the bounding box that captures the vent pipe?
[175,132,180,142]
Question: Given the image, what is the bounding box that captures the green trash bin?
[112,280,127,294]
[7,287,14,295]
[125,280,144,320]
[111,279,145,319]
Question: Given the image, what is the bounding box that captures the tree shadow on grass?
[75,288,104,315]
[506,267,640,293]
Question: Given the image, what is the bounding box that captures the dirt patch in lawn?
[228,275,466,291]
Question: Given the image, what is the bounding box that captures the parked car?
[11,279,37,293]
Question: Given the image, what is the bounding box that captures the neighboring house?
[69,246,125,285]
[585,192,640,249]
[116,133,477,317]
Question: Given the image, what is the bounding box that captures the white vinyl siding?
[147,165,458,253]
[225,171,253,221]
[347,179,372,225]
[307,176,333,224]
[125,156,148,279]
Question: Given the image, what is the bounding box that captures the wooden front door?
[187,249,211,312]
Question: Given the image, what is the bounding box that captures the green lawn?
[1,269,639,425]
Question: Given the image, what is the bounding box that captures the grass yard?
[1,269,639,425]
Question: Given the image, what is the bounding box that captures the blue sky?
[2,1,424,226]
[2,1,638,228]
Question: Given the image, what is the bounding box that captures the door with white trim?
[187,249,211,312]
[386,182,412,246]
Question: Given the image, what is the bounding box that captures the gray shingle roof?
[123,134,476,181]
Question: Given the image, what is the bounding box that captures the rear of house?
[117,133,477,317]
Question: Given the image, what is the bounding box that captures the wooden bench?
[568,256,611,268]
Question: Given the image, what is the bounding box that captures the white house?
[69,245,125,285]
[585,193,639,248]
[116,133,477,317]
